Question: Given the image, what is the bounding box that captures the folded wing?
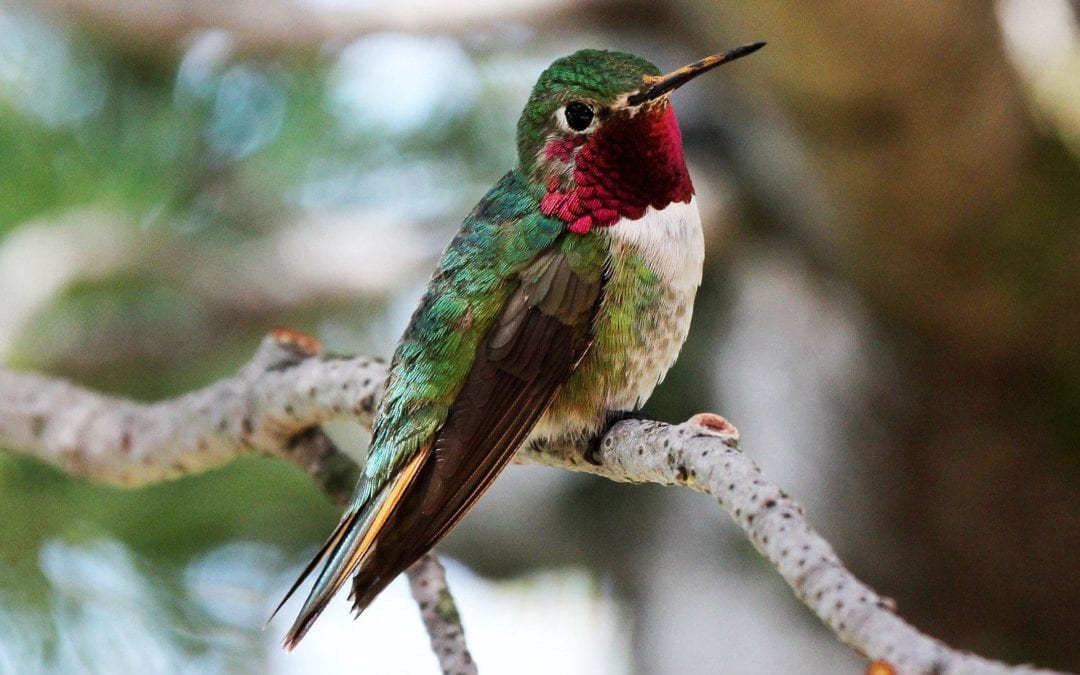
[280,242,604,647]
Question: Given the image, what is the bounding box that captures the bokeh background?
[1,1,1078,673]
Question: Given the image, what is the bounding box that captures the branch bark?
[406,553,478,675]
[0,331,1068,675]
[0,329,475,675]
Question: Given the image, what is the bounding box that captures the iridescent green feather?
[551,243,662,425]
[283,48,674,646]
[358,170,595,501]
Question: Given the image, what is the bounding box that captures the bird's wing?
[279,227,605,648]
[347,241,604,612]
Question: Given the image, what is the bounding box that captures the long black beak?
[627,42,766,106]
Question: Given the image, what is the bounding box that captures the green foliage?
[0,16,523,624]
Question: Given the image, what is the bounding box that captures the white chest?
[607,197,704,408]
[608,198,704,292]
[530,198,706,440]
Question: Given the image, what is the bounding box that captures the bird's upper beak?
[627,42,766,106]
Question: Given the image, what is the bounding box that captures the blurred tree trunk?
[658,0,1080,668]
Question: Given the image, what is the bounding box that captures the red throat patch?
[540,105,694,235]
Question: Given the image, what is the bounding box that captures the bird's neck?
[529,105,695,235]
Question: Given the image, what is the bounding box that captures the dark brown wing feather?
[349,247,603,612]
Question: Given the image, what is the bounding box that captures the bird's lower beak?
[627,41,766,106]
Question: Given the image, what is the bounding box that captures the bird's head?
[516,44,764,234]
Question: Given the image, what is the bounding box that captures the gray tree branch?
[0,331,1067,675]
[0,329,475,675]
[406,552,478,675]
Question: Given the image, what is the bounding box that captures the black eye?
[564,101,594,131]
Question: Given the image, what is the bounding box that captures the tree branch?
[0,328,383,486]
[518,424,1064,675]
[0,331,1067,675]
[406,553,478,675]
[0,329,475,674]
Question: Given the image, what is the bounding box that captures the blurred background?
[1,0,1078,673]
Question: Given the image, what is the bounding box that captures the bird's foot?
[584,409,654,465]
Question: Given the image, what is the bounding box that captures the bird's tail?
[271,445,431,649]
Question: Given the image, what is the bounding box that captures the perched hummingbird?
[277,42,765,647]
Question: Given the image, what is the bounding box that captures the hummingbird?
[277,42,765,648]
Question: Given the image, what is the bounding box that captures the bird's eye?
[564,101,594,132]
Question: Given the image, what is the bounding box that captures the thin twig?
[0,329,475,671]
[0,330,1068,675]
[406,553,478,675]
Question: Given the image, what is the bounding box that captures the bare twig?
[0,331,1068,675]
[0,330,475,671]
[406,553,478,675]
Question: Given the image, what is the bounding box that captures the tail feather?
[276,444,431,650]
[276,507,363,649]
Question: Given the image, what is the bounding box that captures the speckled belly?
[530,198,704,442]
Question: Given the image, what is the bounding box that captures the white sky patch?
[0,10,107,126]
[996,0,1080,149]
[38,539,195,674]
[997,0,1078,67]
[328,34,480,137]
[175,30,235,104]
[713,249,879,519]
[264,209,439,299]
[0,210,135,360]
[267,557,631,674]
[6,539,628,673]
